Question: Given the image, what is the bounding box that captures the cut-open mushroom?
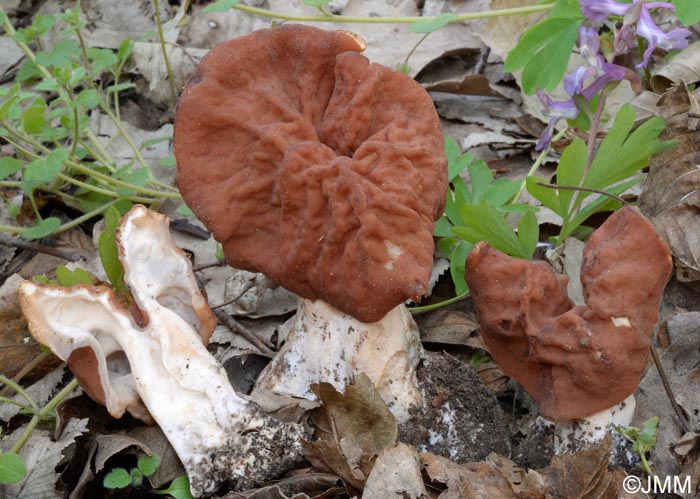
[465,207,672,448]
[19,206,303,496]
[173,25,448,420]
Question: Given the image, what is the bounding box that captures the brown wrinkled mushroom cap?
[465,207,672,422]
[174,25,448,323]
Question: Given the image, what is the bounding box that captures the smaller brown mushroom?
[465,207,671,434]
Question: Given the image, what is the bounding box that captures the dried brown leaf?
[303,373,397,491]
[639,84,700,280]
[541,436,623,499]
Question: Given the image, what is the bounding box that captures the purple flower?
[636,7,691,66]
[580,0,631,22]
[535,90,579,150]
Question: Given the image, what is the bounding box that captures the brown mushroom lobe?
[174,25,448,323]
[465,207,672,422]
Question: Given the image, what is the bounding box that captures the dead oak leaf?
[302,373,397,492]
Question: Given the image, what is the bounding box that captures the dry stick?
[0,233,82,261]
[534,182,630,206]
[214,309,274,354]
[192,260,226,272]
[650,344,691,434]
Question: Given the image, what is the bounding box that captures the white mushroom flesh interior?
[19,206,302,496]
[252,298,423,422]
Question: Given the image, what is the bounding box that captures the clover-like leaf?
[103,468,132,489]
[409,13,458,33]
[22,217,61,240]
[202,0,241,13]
[0,453,26,484]
[137,454,161,477]
[0,158,24,180]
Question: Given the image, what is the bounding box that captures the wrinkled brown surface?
[174,25,448,323]
[465,207,672,421]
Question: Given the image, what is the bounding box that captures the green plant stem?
[56,173,158,203]
[0,224,24,234]
[8,378,80,454]
[231,3,553,23]
[70,106,80,157]
[84,130,117,172]
[98,101,150,170]
[0,375,39,413]
[0,396,33,412]
[75,24,91,75]
[153,0,177,102]
[402,31,431,71]
[408,291,470,315]
[52,199,119,234]
[513,127,568,202]
[534,181,629,205]
[0,352,52,398]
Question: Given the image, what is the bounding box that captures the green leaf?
[433,215,453,238]
[550,0,585,19]
[153,475,195,499]
[0,12,6,25]
[32,274,56,284]
[215,244,225,261]
[444,135,461,166]
[555,138,588,215]
[130,467,144,486]
[137,454,161,477]
[0,158,24,180]
[303,0,332,6]
[22,217,61,240]
[586,106,671,191]
[21,99,47,135]
[409,13,458,33]
[527,176,562,215]
[0,453,27,484]
[117,39,134,67]
[24,149,68,184]
[504,17,581,94]
[55,265,95,287]
[674,0,700,24]
[449,240,472,295]
[99,206,126,293]
[483,178,522,208]
[33,14,56,35]
[0,95,19,119]
[87,47,118,73]
[517,211,539,259]
[467,159,493,203]
[74,89,100,109]
[117,168,152,195]
[103,468,132,489]
[176,203,194,217]
[458,201,528,258]
[141,136,172,148]
[160,155,176,167]
[637,416,659,452]
[202,0,241,12]
[35,39,81,68]
[106,82,137,94]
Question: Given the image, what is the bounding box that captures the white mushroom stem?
[252,298,423,422]
[540,395,636,454]
[19,206,303,497]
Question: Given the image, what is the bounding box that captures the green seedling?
[616,416,660,476]
[103,454,161,490]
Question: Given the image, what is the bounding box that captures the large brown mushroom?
[174,25,448,419]
[465,207,672,429]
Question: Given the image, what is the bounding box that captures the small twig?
[535,182,630,206]
[192,260,226,272]
[650,344,691,434]
[214,309,274,354]
[0,233,82,261]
